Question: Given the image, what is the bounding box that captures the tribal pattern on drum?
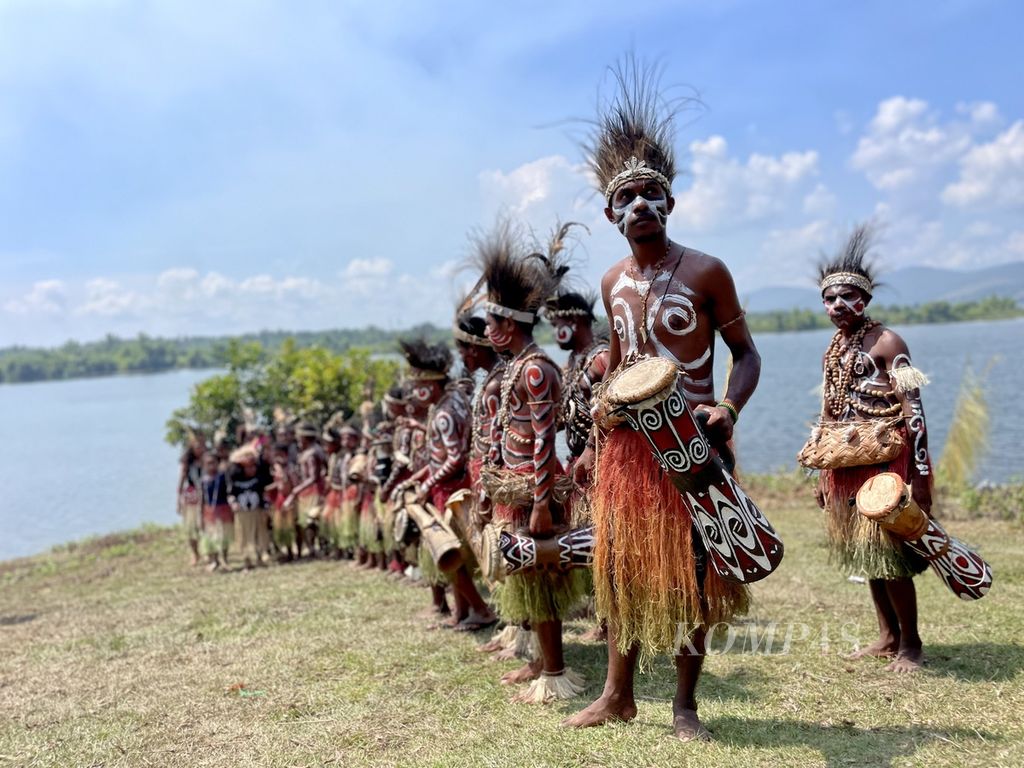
[614,370,784,584]
[905,519,993,601]
[498,525,596,575]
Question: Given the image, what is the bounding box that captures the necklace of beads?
[823,319,901,419]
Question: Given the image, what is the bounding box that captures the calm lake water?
[2,318,1021,560]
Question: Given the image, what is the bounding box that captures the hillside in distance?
[744,261,1024,312]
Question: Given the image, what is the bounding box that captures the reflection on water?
[2,318,1021,560]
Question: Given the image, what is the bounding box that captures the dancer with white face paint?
[802,224,937,675]
[563,58,763,743]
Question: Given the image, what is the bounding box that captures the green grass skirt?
[498,569,589,624]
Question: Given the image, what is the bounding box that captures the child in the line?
[200,452,234,571]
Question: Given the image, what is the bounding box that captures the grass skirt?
[378,492,396,552]
[417,543,447,586]
[234,509,264,560]
[338,490,359,550]
[494,476,587,624]
[180,500,201,541]
[272,504,296,548]
[821,441,928,580]
[321,490,340,547]
[358,491,383,554]
[592,429,750,666]
[296,493,322,529]
[200,505,234,556]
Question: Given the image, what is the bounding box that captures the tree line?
[1,295,1020,385]
[164,340,400,447]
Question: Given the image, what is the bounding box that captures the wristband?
[717,399,739,424]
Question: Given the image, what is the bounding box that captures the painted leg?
[188,539,200,566]
[673,628,710,742]
[884,577,924,673]
[848,579,901,660]
[562,624,638,727]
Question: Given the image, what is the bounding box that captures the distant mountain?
[744,262,1024,312]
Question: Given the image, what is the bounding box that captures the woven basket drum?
[855,471,930,541]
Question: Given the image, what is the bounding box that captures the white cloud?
[343,258,392,279]
[479,155,593,218]
[3,278,66,314]
[851,96,972,191]
[77,278,139,317]
[942,121,1024,209]
[673,136,820,232]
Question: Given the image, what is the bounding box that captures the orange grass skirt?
[593,429,749,664]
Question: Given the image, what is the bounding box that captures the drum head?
[606,357,678,406]
[856,472,907,519]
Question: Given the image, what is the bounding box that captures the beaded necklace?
[630,240,673,349]
[823,319,901,419]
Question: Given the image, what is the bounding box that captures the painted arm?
[526,360,561,537]
[420,404,469,496]
[879,332,932,512]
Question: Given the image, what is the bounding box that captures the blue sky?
[2,0,1022,346]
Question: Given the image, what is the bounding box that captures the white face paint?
[611,187,670,236]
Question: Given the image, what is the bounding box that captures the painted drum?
[603,356,784,584]
[498,526,596,575]
[854,473,993,600]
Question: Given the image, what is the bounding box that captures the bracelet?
[717,400,739,424]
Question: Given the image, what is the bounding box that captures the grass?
[1,479,1022,767]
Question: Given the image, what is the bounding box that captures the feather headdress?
[584,55,698,203]
[817,223,880,297]
[531,220,596,321]
[474,220,554,324]
[398,338,451,381]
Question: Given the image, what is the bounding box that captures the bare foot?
[478,634,509,653]
[886,647,923,673]
[562,694,638,728]
[847,637,899,660]
[672,709,711,742]
[454,609,498,633]
[500,658,542,686]
[578,624,608,644]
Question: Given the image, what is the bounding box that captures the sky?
[1,0,1022,347]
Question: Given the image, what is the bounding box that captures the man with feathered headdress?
[801,224,932,673]
[537,222,611,462]
[564,58,762,741]
[475,221,589,704]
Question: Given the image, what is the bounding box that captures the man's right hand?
[814,480,825,510]
[572,446,596,486]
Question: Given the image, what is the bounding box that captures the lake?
[1,318,1021,560]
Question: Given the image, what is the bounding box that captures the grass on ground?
[1,476,1022,767]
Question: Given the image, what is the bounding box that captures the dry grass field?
[1,476,1022,767]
